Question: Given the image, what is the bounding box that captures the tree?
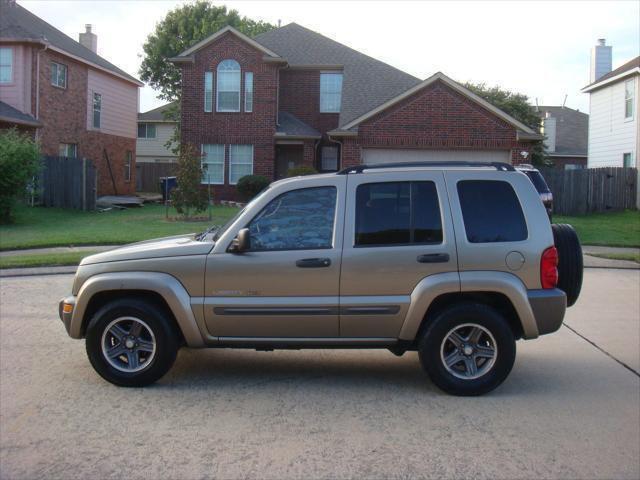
[464,82,547,165]
[139,1,276,103]
[171,143,208,218]
[0,129,40,224]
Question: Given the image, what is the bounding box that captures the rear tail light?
[541,246,559,289]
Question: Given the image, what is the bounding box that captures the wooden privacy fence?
[37,156,97,210]
[540,167,637,216]
[136,162,177,193]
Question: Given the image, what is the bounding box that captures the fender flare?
[70,272,205,347]
[398,271,539,341]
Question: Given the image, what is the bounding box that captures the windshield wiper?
[197,225,220,241]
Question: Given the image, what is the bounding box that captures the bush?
[236,175,270,200]
[171,143,208,218]
[0,129,40,224]
[286,165,317,177]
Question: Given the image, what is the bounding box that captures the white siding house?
[582,53,640,169]
[136,103,178,163]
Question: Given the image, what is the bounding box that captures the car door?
[203,176,346,338]
[339,170,458,338]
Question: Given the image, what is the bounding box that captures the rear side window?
[522,170,550,193]
[355,181,442,246]
[457,180,527,243]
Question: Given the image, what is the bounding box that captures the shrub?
[171,143,208,218]
[236,175,270,200]
[0,129,40,224]
[286,165,317,177]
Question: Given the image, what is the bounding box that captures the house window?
[216,59,240,112]
[623,153,633,168]
[124,151,132,182]
[204,71,213,112]
[624,79,635,119]
[321,146,339,171]
[92,92,101,128]
[202,144,224,184]
[51,62,67,88]
[320,72,343,113]
[58,143,77,158]
[244,72,253,112]
[137,123,156,138]
[0,47,13,84]
[229,145,254,184]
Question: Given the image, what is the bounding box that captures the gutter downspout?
[34,42,48,141]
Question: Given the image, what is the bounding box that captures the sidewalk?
[582,246,639,269]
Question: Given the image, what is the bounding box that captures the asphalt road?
[1,270,638,479]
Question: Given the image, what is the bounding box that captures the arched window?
[217,59,241,112]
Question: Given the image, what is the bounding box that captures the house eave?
[581,68,640,93]
[274,133,321,140]
[170,56,195,64]
[285,64,344,71]
[517,131,544,141]
[327,129,357,137]
[0,114,43,127]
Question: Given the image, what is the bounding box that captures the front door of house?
[275,145,304,179]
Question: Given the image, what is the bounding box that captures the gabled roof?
[172,25,281,61]
[254,23,421,127]
[0,1,141,86]
[339,72,537,135]
[582,56,640,92]
[537,106,588,157]
[0,100,42,127]
[138,102,178,122]
[276,111,321,139]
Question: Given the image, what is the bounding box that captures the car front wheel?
[85,299,179,387]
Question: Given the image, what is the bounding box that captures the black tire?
[552,223,583,307]
[85,298,179,387]
[418,303,516,396]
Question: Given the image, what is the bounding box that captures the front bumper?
[58,296,76,336]
[528,288,566,335]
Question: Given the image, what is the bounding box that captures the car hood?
[80,234,214,265]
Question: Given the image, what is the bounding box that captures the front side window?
[320,72,342,113]
[623,152,633,168]
[217,59,240,112]
[457,180,527,243]
[244,72,253,112]
[248,187,337,251]
[51,62,67,88]
[229,144,253,184]
[321,146,339,171]
[92,92,101,128]
[624,79,635,119]
[58,143,77,158]
[124,151,132,182]
[355,181,442,246]
[204,71,213,112]
[0,47,13,84]
[137,123,156,138]
[202,144,224,184]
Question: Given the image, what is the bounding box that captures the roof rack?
[337,161,515,175]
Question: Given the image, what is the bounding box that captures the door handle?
[417,253,450,263]
[296,258,331,268]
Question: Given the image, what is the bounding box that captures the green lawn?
[555,210,640,247]
[0,251,99,269]
[0,204,239,251]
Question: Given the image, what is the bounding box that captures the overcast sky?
[19,0,640,114]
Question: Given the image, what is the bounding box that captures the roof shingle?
[276,111,321,138]
[583,56,640,90]
[0,100,42,126]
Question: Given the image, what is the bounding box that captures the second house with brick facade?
[0,1,141,196]
[172,23,541,200]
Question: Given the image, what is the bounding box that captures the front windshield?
[209,186,272,241]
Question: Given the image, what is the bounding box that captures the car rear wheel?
[552,223,583,307]
[85,299,179,387]
[418,303,516,396]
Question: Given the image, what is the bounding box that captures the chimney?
[590,38,612,82]
[542,113,556,153]
[79,24,97,53]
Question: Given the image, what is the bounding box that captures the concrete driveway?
[1,270,638,479]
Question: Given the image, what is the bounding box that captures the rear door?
[339,170,458,337]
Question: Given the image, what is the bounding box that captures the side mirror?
[230,228,250,253]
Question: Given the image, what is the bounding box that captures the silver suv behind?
[59,162,583,396]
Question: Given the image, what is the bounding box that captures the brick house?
[172,23,541,199]
[0,1,142,195]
